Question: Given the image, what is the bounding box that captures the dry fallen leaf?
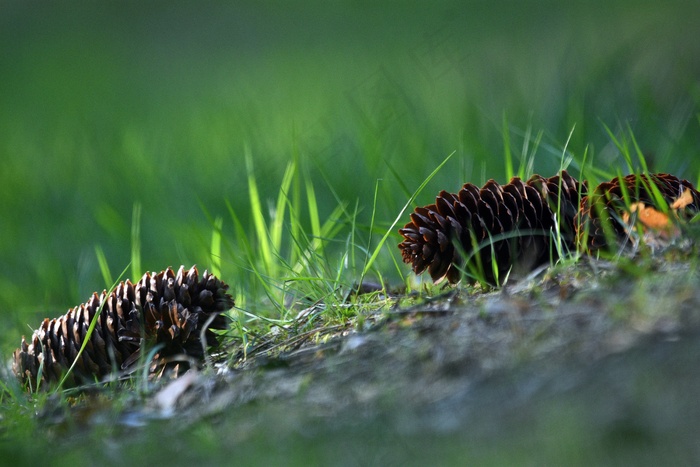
[671,189,695,210]
[628,203,673,230]
[622,202,680,247]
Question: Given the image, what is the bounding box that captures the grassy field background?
[2,1,700,358]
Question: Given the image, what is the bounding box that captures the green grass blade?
[131,202,142,279]
[55,262,131,392]
[245,148,273,276]
[384,159,412,199]
[349,199,360,271]
[272,161,296,258]
[210,216,223,277]
[358,179,381,287]
[225,199,255,261]
[601,122,634,173]
[361,150,456,278]
[94,245,113,288]
[518,124,542,179]
[626,123,650,173]
[226,199,283,310]
[306,176,322,241]
[502,113,514,180]
[559,124,576,171]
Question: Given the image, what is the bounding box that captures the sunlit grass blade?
[94,244,113,288]
[357,179,380,288]
[518,124,542,179]
[272,161,297,263]
[245,147,274,277]
[131,202,142,279]
[349,199,360,271]
[559,124,576,172]
[210,216,223,277]
[306,177,322,240]
[289,202,347,275]
[502,112,514,180]
[487,234,500,286]
[225,199,283,311]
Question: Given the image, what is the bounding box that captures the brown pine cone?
[13,266,233,391]
[398,170,586,285]
[525,170,587,244]
[577,173,700,250]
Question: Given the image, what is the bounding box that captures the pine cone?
[398,170,586,285]
[525,170,587,244]
[577,173,700,250]
[13,266,234,390]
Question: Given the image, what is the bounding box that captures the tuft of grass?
[223,151,352,322]
[211,149,462,362]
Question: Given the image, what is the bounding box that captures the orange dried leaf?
[629,203,673,230]
[671,189,694,210]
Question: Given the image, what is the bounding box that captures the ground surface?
[9,256,699,466]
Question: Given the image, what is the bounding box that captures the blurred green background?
[2,1,700,356]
